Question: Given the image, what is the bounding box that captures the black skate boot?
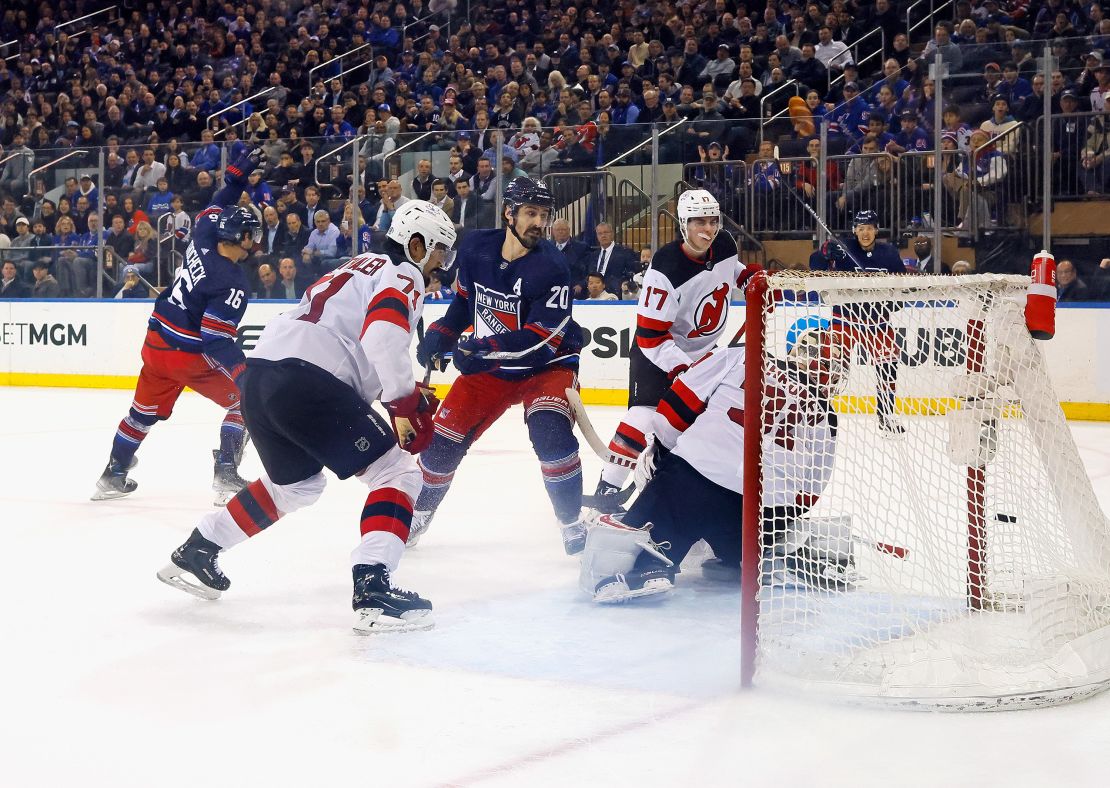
[91,456,138,501]
[352,564,433,634]
[156,528,229,600]
[877,412,906,436]
[594,549,677,604]
[212,449,248,506]
[587,478,630,514]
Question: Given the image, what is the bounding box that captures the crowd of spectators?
[1,0,1110,299]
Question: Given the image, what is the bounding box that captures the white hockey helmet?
[677,189,721,248]
[386,200,459,270]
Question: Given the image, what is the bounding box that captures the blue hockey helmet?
[852,209,879,229]
[504,176,554,212]
[217,207,263,246]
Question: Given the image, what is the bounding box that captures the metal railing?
[26,149,88,192]
[906,0,955,43]
[674,179,766,268]
[541,171,616,241]
[759,80,801,142]
[207,88,276,134]
[601,119,687,168]
[829,29,885,91]
[614,178,652,250]
[825,152,899,236]
[967,123,1032,235]
[380,131,439,180]
[684,159,748,232]
[54,5,118,39]
[307,42,373,92]
[0,39,16,62]
[403,12,440,42]
[1034,111,1110,201]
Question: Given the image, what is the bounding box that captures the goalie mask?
[677,189,721,251]
[785,317,849,397]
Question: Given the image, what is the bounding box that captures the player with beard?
[409,177,588,553]
[590,189,760,513]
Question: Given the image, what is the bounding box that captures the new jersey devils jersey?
[250,252,424,405]
[634,232,743,374]
[652,344,837,502]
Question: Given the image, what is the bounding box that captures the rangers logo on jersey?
[688,283,731,338]
[473,282,521,338]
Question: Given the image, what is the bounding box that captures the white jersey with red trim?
[651,343,837,501]
[250,252,424,405]
[633,233,745,374]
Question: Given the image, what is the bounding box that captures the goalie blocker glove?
[385,385,440,454]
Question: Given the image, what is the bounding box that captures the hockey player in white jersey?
[157,201,457,633]
[590,189,760,512]
[580,318,849,603]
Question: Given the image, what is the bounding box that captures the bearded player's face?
[512,204,551,248]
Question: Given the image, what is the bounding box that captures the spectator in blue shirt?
[245,170,273,206]
[997,62,1033,105]
[886,110,932,155]
[323,106,356,142]
[145,178,174,220]
[189,130,221,173]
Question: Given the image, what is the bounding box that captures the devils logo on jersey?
[473,282,521,339]
[688,283,730,338]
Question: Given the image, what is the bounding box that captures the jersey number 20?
[546,285,569,309]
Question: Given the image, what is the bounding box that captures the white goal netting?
[745,272,1110,710]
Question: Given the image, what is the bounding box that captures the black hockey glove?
[417,322,459,372]
[225,147,263,190]
[452,336,500,375]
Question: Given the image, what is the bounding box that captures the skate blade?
[156,564,222,600]
[352,608,434,634]
[594,577,674,604]
[91,487,134,501]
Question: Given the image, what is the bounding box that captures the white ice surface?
[3,387,1110,787]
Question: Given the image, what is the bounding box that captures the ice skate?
[405,509,434,547]
[560,517,588,555]
[593,550,676,603]
[212,449,248,506]
[352,564,433,634]
[91,456,138,501]
[156,528,229,600]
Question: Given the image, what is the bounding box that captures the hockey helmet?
[786,316,848,397]
[852,209,879,229]
[504,176,554,212]
[677,189,721,248]
[216,206,263,245]
[386,199,458,270]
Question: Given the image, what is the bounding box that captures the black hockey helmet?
[217,206,263,245]
[504,176,554,212]
[852,209,879,229]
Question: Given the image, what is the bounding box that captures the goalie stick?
[564,388,637,508]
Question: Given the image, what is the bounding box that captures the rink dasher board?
[2,299,1110,418]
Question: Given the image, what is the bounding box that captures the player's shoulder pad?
[710,231,738,262]
[648,239,704,289]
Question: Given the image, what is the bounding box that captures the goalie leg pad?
[579,521,674,600]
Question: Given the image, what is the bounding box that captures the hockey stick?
[854,535,908,559]
[565,387,619,463]
[779,183,868,270]
[463,315,572,361]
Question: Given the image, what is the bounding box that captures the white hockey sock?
[351,532,405,573]
[601,462,634,488]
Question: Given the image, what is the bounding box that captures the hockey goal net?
[740,271,1110,710]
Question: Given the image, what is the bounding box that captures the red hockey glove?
[736,263,762,290]
[667,364,689,382]
[385,385,440,454]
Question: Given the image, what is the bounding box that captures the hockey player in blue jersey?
[809,210,908,433]
[93,149,263,504]
[410,177,589,554]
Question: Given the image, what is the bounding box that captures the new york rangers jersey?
[652,343,837,503]
[149,206,250,373]
[634,232,743,374]
[436,228,579,379]
[251,252,424,405]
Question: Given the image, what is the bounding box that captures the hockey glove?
[452,336,502,375]
[735,262,762,291]
[634,434,671,490]
[416,321,459,372]
[385,385,440,455]
[225,147,263,189]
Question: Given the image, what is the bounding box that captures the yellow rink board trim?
[3,372,1109,421]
